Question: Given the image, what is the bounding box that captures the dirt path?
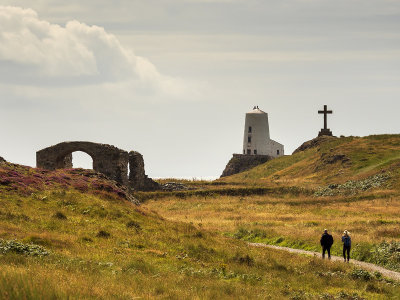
[249,243,400,281]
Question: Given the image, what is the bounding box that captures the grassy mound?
[219,135,400,190]
[0,162,137,203]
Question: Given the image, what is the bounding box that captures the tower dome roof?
[247,106,266,114]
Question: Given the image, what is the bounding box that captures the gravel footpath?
[249,243,400,281]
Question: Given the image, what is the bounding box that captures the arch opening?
[71,151,93,169]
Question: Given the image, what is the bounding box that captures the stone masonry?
[129,151,160,191]
[36,141,158,191]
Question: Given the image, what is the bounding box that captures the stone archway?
[36,141,129,186]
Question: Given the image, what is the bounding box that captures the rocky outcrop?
[292,136,337,154]
[220,154,272,178]
[161,182,190,191]
[129,151,160,191]
[0,156,5,164]
[320,153,350,165]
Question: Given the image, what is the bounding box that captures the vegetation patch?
[314,173,392,196]
[371,241,400,272]
[53,211,67,220]
[0,239,49,257]
[96,230,111,238]
[350,268,372,281]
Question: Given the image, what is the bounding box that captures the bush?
[96,230,111,238]
[53,211,67,220]
[232,253,254,266]
[350,269,371,281]
[126,220,141,231]
[0,239,49,256]
[371,241,400,271]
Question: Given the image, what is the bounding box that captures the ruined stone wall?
[36,142,129,186]
[36,142,159,191]
[220,154,273,178]
[129,151,160,191]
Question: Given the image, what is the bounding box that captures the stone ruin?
[36,141,159,191]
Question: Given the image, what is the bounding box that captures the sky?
[0,0,399,179]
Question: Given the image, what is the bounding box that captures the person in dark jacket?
[342,230,351,262]
[320,229,334,259]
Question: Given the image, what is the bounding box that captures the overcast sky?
[1,0,399,178]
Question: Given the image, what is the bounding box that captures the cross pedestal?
[318,128,333,136]
[318,105,333,136]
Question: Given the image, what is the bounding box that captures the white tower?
[242,106,284,157]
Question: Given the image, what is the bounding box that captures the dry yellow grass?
[144,190,400,262]
[2,188,398,299]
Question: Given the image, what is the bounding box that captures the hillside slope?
[220,135,400,189]
[1,162,399,298]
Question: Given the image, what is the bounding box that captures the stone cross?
[318,105,332,130]
[318,105,333,136]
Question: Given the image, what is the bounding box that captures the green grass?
[219,135,400,189]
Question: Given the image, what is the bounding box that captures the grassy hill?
[142,134,400,297]
[1,161,400,298]
[219,135,400,190]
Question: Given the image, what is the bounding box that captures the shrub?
[96,230,111,238]
[350,269,371,281]
[232,253,254,266]
[126,220,141,231]
[371,241,400,271]
[53,211,67,220]
[193,231,204,238]
[81,237,93,243]
[0,239,49,256]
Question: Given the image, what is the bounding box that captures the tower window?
[247,149,251,155]
[277,150,280,155]
[248,136,251,143]
[248,126,252,133]
[254,149,257,155]
[243,149,245,154]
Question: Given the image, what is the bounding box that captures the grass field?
[0,170,399,298]
[144,190,400,270]
[3,189,399,299]
[144,135,400,274]
[1,135,400,299]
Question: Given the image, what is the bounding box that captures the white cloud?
[0,6,184,95]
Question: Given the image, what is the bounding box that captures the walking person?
[320,229,334,259]
[342,230,351,262]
